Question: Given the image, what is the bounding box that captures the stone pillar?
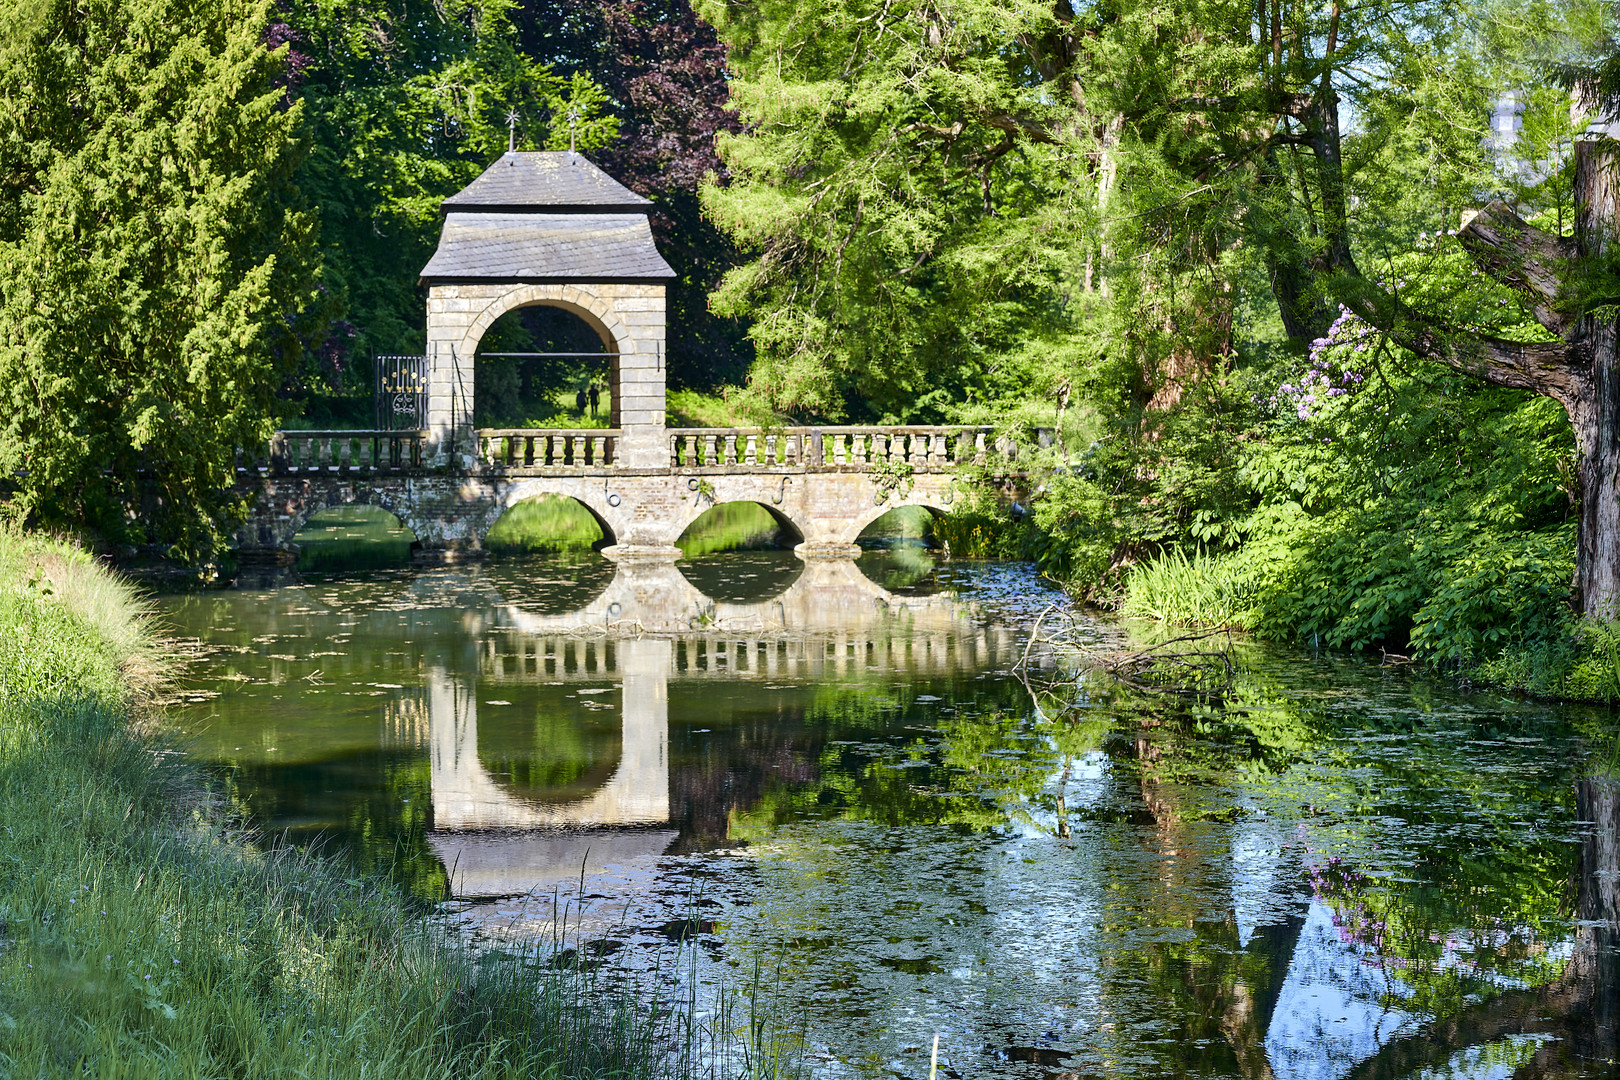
[609,284,669,468]
[425,285,477,467]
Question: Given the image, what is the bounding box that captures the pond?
[158,552,1620,1080]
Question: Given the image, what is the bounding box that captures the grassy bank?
[0,531,725,1077]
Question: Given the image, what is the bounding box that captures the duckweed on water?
[0,530,791,1080]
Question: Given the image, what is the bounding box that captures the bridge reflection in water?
[398,554,1024,902]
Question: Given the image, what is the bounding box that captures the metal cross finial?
[506,109,518,153]
[568,106,581,155]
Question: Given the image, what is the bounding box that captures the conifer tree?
[0,0,318,558]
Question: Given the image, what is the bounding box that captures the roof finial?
[567,106,581,158]
[506,109,518,154]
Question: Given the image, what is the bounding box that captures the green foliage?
[0,529,701,1079]
[1121,550,1251,629]
[696,0,1092,420]
[0,0,317,559]
[486,494,606,552]
[286,0,615,403]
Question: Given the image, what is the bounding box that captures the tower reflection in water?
[414,552,1008,910]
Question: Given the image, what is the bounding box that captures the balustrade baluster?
[720,433,735,465]
[339,437,353,472]
[930,432,946,467]
[906,433,922,467]
[744,433,758,464]
[570,434,584,465]
[703,434,717,466]
[764,434,778,465]
[850,433,866,465]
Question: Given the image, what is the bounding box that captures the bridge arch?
[673,499,805,554]
[846,499,949,546]
[492,479,625,548]
[281,490,418,552]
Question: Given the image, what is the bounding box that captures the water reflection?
[161,557,1620,1080]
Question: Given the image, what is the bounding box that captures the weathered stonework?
[424,282,667,468]
[236,468,964,561]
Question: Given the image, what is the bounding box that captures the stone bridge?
[233,151,1026,564]
[236,424,1008,562]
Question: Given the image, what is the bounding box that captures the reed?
[1120,548,1252,630]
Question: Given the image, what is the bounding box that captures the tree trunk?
[1573,141,1620,616]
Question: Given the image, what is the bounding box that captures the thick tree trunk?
[1573,142,1620,616]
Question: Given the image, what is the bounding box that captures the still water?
[159,552,1620,1079]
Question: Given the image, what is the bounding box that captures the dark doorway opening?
[475,305,616,429]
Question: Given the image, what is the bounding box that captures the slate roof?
[421,152,673,283]
[419,213,675,283]
[440,152,652,214]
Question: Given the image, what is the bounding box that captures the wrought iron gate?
[375,354,428,431]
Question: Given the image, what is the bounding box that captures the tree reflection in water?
[163,559,1619,1079]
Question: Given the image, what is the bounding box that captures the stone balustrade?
[258,430,426,474]
[253,424,1013,479]
[476,429,618,471]
[669,426,997,472]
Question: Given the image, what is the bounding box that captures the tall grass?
[676,504,790,557]
[1120,549,1252,630]
[486,495,606,552]
[0,529,794,1079]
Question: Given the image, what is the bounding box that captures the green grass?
[664,389,780,429]
[0,529,795,1078]
[486,495,606,552]
[294,505,416,571]
[676,504,792,557]
[1120,548,1253,630]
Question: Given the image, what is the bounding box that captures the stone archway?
[279,489,416,552]
[846,500,948,544]
[424,282,667,467]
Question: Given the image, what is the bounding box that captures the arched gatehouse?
[419,152,676,467]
